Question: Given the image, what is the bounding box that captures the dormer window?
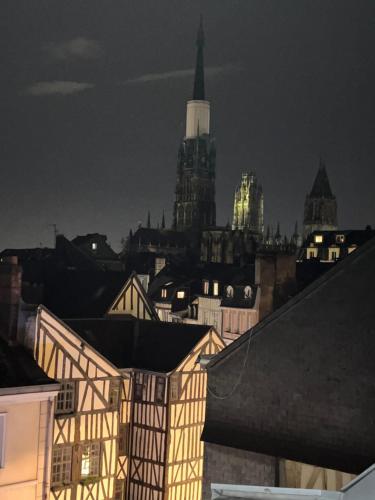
[314,234,323,244]
[177,290,185,299]
[226,286,234,298]
[213,281,219,296]
[91,242,97,250]
[203,280,209,295]
[244,286,252,299]
[161,289,167,299]
[336,234,345,244]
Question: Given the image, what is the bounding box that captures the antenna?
[49,224,58,247]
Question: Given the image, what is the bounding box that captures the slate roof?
[64,317,211,372]
[203,235,375,474]
[0,337,56,390]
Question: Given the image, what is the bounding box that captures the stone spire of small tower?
[161,210,166,229]
[147,211,151,229]
[193,16,205,100]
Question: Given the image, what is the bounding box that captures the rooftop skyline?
[1,0,375,250]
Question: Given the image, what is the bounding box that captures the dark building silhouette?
[173,19,216,231]
[303,159,338,237]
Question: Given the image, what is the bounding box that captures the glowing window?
[307,248,318,259]
[336,234,345,244]
[213,281,219,296]
[81,442,100,479]
[329,247,340,260]
[244,286,252,299]
[177,290,185,299]
[314,234,323,243]
[203,280,209,295]
[51,445,72,485]
[91,242,97,250]
[56,382,75,415]
[0,414,5,468]
[161,288,167,299]
[226,286,234,298]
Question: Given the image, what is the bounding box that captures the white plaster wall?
[197,297,222,335]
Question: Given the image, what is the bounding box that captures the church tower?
[232,172,264,235]
[173,18,216,231]
[303,159,338,238]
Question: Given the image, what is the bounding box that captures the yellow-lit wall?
[0,396,55,500]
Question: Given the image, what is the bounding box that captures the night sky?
[1,0,375,250]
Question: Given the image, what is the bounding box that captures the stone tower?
[303,159,338,238]
[173,18,216,231]
[232,172,264,235]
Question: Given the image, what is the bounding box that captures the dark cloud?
[44,37,104,61]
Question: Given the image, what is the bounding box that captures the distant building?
[303,159,338,238]
[202,234,375,498]
[232,172,264,235]
[173,18,216,231]
[71,233,122,271]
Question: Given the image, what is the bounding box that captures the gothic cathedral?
[173,19,216,231]
[232,172,264,235]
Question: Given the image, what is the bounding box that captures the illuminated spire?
[193,16,205,100]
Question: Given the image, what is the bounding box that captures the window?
[109,379,121,410]
[213,281,219,296]
[155,377,166,404]
[118,424,129,456]
[0,414,5,468]
[329,247,340,261]
[52,445,72,486]
[114,479,125,500]
[170,374,181,401]
[134,373,144,402]
[244,286,252,299]
[81,442,101,479]
[307,248,318,259]
[203,280,209,295]
[176,290,185,299]
[314,234,323,243]
[56,382,75,415]
[161,288,167,299]
[226,286,234,298]
[91,242,97,250]
[336,234,345,244]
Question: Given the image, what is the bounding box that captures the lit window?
[226,286,234,298]
[118,424,129,456]
[170,374,181,401]
[56,382,75,415]
[203,280,209,295]
[52,445,72,486]
[161,288,167,299]
[0,414,5,468]
[213,281,219,296]
[336,234,345,244]
[314,234,323,243]
[329,247,340,260]
[155,376,165,404]
[81,442,100,479]
[307,249,318,259]
[177,290,185,299]
[108,379,121,410]
[114,479,126,500]
[91,242,97,250]
[244,286,252,299]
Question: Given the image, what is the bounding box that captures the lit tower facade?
[232,172,264,235]
[303,159,338,238]
[173,19,216,231]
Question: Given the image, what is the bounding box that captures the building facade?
[232,172,264,235]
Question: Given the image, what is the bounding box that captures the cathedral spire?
[193,16,205,100]
[310,158,334,198]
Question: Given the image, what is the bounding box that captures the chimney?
[0,256,22,344]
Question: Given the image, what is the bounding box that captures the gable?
[107,272,159,320]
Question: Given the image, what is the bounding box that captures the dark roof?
[220,285,258,309]
[0,337,56,390]
[131,228,189,248]
[64,317,210,373]
[305,228,375,247]
[203,235,375,474]
[310,165,334,198]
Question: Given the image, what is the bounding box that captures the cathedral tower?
[303,159,338,238]
[232,172,264,235]
[173,19,216,231]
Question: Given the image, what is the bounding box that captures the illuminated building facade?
[232,172,264,235]
[173,19,216,231]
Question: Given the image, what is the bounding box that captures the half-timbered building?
[33,306,224,500]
